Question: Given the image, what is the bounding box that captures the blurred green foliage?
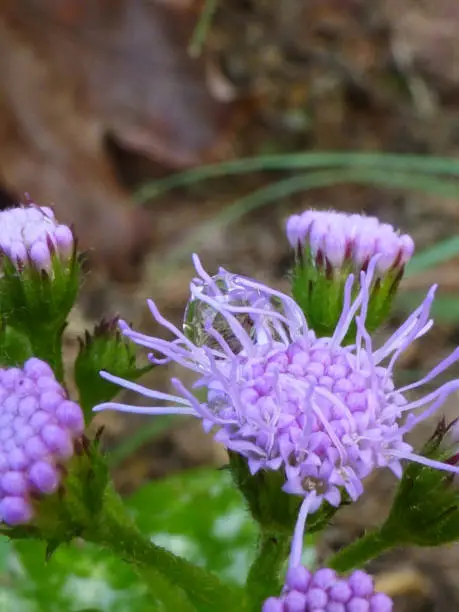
[0,469,258,611]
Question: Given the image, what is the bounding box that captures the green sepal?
[291,247,404,340]
[0,251,81,379]
[74,318,153,422]
[229,452,344,535]
[0,321,33,367]
[380,420,459,547]
[327,422,459,572]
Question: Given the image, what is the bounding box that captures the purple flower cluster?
[286,211,414,276]
[95,254,459,518]
[263,567,392,612]
[0,204,74,272]
[0,358,84,525]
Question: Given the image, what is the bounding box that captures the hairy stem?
[327,530,395,573]
[246,531,290,610]
[84,488,245,611]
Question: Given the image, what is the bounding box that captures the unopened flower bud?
[0,358,84,525]
[263,566,392,612]
[287,210,414,336]
[0,204,80,374]
[287,210,414,277]
[0,204,74,272]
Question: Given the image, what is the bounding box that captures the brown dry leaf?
[0,0,237,279]
[375,568,430,599]
[385,0,459,93]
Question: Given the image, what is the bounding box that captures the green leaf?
[128,468,258,586]
[0,536,151,612]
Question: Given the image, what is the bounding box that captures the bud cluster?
[0,358,84,525]
[286,210,414,277]
[286,210,415,335]
[0,204,74,272]
[263,566,392,612]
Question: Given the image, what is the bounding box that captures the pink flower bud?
[0,204,74,272]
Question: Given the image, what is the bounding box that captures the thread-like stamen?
[375,286,437,369]
[289,494,314,569]
[191,253,222,294]
[393,347,459,396]
[99,371,191,404]
[170,378,238,425]
[147,299,202,350]
[331,273,358,346]
[204,324,237,358]
[93,402,197,416]
[233,277,308,332]
[398,381,459,434]
[390,449,459,475]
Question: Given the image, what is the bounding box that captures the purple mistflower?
[94,254,459,521]
[0,358,84,525]
[286,210,414,276]
[0,204,74,272]
[263,566,393,612]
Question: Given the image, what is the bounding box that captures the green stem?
[246,531,290,610]
[144,568,197,612]
[326,530,395,573]
[84,489,245,611]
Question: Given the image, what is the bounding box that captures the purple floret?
[262,566,393,612]
[0,204,74,272]
[0,358,84,525]
[286,210,414,276]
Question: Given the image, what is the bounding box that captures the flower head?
[94,255,459,519]
[0,204,74,272]
[0,204,79,338]
[0,358,84,525]
[263,566,393,612]
[286,210,414,277]
[287,211,415,336]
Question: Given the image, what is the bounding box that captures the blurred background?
[2,1,459,610]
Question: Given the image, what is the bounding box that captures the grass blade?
[161,167,459,266]
[135,152,459,202]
